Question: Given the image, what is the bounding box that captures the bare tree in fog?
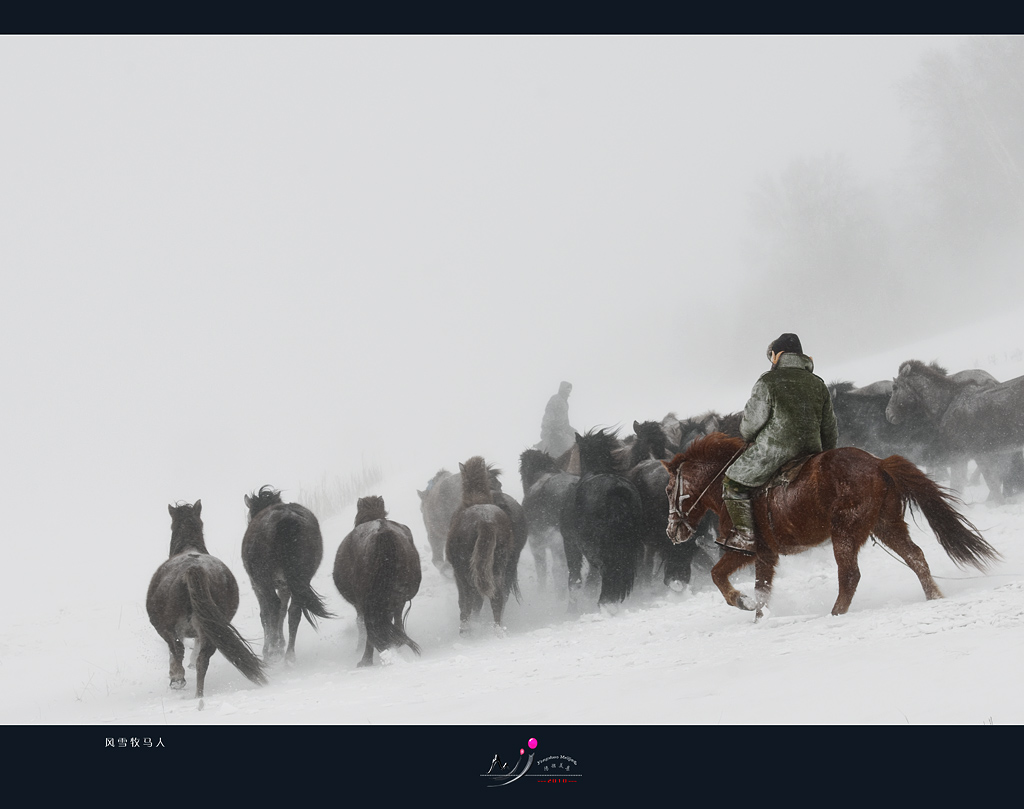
[900,36,1024,254]
[738,36,1024,362]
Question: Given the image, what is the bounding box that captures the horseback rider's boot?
[720,497,757,557]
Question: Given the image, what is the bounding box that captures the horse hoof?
[736,594,756,611]
[356,658,373,668]
[668,579,686,593]
[169,678,186,690]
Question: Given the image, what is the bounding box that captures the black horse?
[615,419,672,468]
[147,501,267,698]
[618,421,716,593]
[519,448,578,591]
[333,495,422,667]
[446,456,522,635]
[242,486,333,664]
[559,428,644,609]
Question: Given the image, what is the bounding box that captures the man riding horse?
[719,333,839,555]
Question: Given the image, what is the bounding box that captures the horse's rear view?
[147,501,267,698]
[242,486,333,665]
[334,495,422,666]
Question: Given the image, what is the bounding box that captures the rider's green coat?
[725,353,839,488]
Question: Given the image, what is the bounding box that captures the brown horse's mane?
[665,432,745,476]
[354,495,388,526]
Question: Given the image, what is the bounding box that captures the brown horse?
[333,496,422,667]
[242,486,333,664]
[147,501,267,698]
[663,433,1000,618]
[446,456,521,635]
[418,465,504,577]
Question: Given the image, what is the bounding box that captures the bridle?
[666,468,701,542]
[666,445,745,544]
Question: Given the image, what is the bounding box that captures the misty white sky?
[3,35,999,598]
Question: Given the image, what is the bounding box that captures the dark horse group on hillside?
[148,484,425,696]
[148,355,1016,697]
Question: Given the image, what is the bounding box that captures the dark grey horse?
[333,496,422,667]
[886,361,1024,500]
[242,486,333,664]
[559,428,644,610]
[147,501,267,698]
[519,448,578,591]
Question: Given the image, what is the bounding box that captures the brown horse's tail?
[879,455,1002,571]
[184,567,268,686]
[277,514,335,625]
[471,521,499,599]
[364,526,421,656]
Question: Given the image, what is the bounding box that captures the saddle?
[761,453,815,494]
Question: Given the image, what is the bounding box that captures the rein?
[671,443,746,529]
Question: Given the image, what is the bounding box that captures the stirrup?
[722,531,757,557]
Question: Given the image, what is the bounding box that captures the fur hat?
[767,333,803,359]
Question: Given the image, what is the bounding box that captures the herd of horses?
[147,358,1019,698]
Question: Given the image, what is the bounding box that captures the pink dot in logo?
[528,738,538,749]
[520,748,524,755]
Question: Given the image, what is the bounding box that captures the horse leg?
[830,535,864,615]
[664,542,696,593]
[710,552,756,611]
[564,534,584,592]
[876,518,943,601]
[530,534,549,591]
[753,551,779,621]
[162,632,187,690]
[452,568,475,635]
[355,609,368,653]
[357,628,375,668]
[193,638,216,699]
[252,582,283,664]
[636,545,656,590]
[976,453,1009,504]
[285,598,303,663]
[948,458,969,497]
[273,585,290,661]
[490,588,508,636]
